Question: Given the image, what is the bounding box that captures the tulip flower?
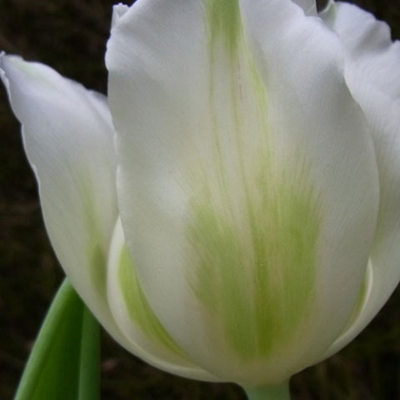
[1,0,399,398]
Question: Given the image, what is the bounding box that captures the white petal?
[107,0,379,385]
[320,2,400,358]
[107,219,222,381]
[291,0,317,16]
[112,3,130,28]
[0,54,131,350]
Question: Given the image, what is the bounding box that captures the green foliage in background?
[0,0,399,399]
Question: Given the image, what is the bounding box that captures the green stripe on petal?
[188,158,321,360]
[187,0,322,361]
[205,0,242,59]
[117,241,187,359]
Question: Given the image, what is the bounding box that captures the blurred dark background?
[0,0,399,399]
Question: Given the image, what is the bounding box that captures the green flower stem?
[78,304,100,400]
[14,279,100,400]
[243,381,291,400]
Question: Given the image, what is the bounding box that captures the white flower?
[1,0,399,388]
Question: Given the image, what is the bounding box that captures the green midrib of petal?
[117,244,187,358]
[188,0,321,361]
[189,161,321,360]
[205,0,242,59]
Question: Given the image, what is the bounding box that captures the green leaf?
[14,279,100,400]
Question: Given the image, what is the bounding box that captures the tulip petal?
[107,0,379,384]
[320,2,400,358]
[111,3,129,28]
[291,0,317,16]
[0,54,132,350]
[107,219,222,381]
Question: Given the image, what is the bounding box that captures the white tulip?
[1,0,399,397]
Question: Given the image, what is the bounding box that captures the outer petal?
[0,54,131,350]
[107,0,379,385]
[320,2,400,358]
[0,53,219,382]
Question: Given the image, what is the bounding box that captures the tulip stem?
[243,381,291,400]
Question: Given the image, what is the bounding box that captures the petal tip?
[112,3,130,28]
